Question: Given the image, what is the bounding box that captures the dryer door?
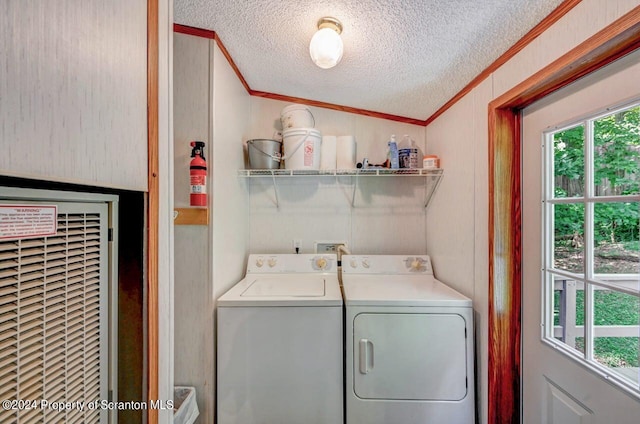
[353,313,468,401]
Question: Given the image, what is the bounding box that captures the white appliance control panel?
[247,254,336,274]
[342,255,433,275]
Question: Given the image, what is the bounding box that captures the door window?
[543,101,640,396]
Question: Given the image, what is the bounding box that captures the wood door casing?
[147,0,159,423]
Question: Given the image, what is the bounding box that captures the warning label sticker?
[0,205,58,241]
[304,141,314,167]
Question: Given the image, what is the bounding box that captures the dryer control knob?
[267,258,277,268]
[362,259,370,268]
[256,258,264,267]
[315,257,327,270]
[350,258,358,268]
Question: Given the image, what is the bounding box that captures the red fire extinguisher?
[190,141,207,207]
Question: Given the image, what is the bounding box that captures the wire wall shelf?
[238,168,444,209]
[238,168,443,177]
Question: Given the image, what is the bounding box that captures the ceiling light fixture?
[309,17,343,69]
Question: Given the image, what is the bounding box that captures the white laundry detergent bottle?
[399,134,419,169]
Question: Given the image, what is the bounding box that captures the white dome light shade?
[309,20,343,69]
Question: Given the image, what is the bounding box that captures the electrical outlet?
[292,239,302,250]
[315,241,347,253]
[317,243,336,252]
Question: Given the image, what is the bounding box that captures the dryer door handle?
[359,339,374,374]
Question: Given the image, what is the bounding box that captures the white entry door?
[522,50,640,423]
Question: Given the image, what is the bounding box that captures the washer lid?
[242,275,325,297]
[218,274,342,307]
[342,275,471,307]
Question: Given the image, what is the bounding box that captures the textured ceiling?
[174,0,565,121]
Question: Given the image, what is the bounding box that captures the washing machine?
[342,255,475,424]
[217,254,343,424]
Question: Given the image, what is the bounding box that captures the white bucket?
[283,128,322,170]
[281,104,315,129]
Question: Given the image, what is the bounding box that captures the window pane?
[594,106,640,197]
[592,288,639,384]
[554,203,584,273]
[553,125,584,198]
[594,202,639,275]
[553,278,585,355]
[545,102,640,397]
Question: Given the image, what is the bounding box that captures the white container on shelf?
[423,155,440,169]
[399,135,419,169]
[336,135,356,169]
[281,104,315,129]
[283,128,322,170]
[321,135,337,169]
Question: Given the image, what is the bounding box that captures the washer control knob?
[267,257,277,268]
[256,258,264,267]
[362,259,370,268]
[407,257,427,272]
[315,257,328,270]
[350,258,358,268]
[411,259,422,270]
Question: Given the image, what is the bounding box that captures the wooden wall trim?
[488,6,640,424]
[173,23,214,39]
[172,24,253,96]
[213,33,252,94]
[426,0,582,126]
[147,0,159,423]
[250,90,427,126]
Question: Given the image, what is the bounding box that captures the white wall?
[210,43,251,301]
[426,76,491,424]
[0,0,148,191]
[173,32,212,424]
[247,97,430,254]
[424,1,639,423]
[173,33,250,424]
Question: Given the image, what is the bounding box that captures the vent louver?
[0,212,105,424]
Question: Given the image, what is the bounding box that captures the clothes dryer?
[342,255,475,424]
[217,254,343,424]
